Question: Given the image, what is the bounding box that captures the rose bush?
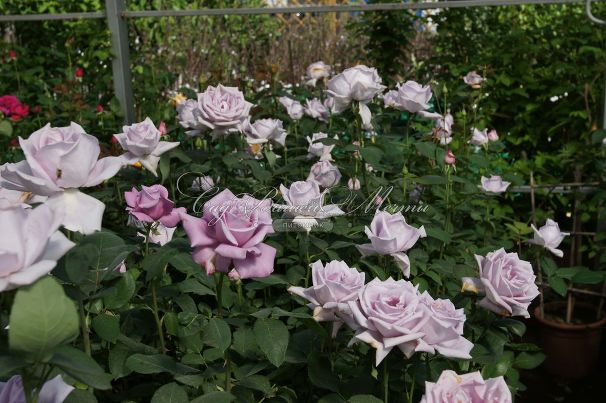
[1,60,584,403]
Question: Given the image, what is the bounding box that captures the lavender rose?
[307,132,335,160]
[307,160,342,188]
[470,128,489,146]
[304,98,330,122]
[306,61,331,86]
[356,210,426,277]
[242,117,287,146]
[327,65,386,113]
[420,370,511,403]
[463,248,539,318]
[176,99,203,134]
[384,81,432,113]
[191,176,216,192]
[289,260,365,330]
[278,97,304,120]
[0,374,74,403]
[180,189,276,280]
[529,219,569,257]
[480,175,511,194]
[114,117,179,176]
[125,184,185,228]
[347,278,473,365]
[196,84,252,136]
[0,122,123,233]
[276,180,344,229]
[0,203,74,292]
[464,71,485,88]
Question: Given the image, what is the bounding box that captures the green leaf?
[308,353,339,392]
[202,318,231,352]
[9,277,79,362]
[514,352,546,369]
[549,276,568,297]
[125,354,197,375]
[239,375,271,393]
[0,120,13,137]
[416,175,447,185]
[494,318,526,337]
[0,355,26,376]
[179,278,215,296]
[414,141,437,159]
[254,318,289,367]
[64,389,98,403]
[348,395,384,403]
[151,383,189,403]
[572,270,603,284]
[190,391,235,403]
[91,314,120,343]
[426,227,451,243]
[103,271,136,309]
[50,346,113,390]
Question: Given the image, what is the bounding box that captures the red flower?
[96,104,104,113]
[159,121,167,136]
[8,50,16,60]
[10,103,29,121]
[111,135,118,145]
[75,67,84,78]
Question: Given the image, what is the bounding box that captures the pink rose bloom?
[307,160,342,188]
[196,85,253,136]
[444,149,456,165]
[289,260,365,327]
[529,219,569,258]
[180,189,276,280]
[0,374,74,403]
[384,81,432,113]
[480,175,510,194]
[462,248,539,318]
[0,122,123,234]
[420,370,511,403]
[0,203,74,292]
[304,98,330,122]
[356,210,426,277]
[278,97,304,120]
[347,278,473,366]
[125,185,185,228]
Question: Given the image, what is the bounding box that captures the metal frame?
[0,0,603,123]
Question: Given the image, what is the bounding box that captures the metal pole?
[105,0,135,124]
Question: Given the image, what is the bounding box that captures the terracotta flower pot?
[534,302,606,379]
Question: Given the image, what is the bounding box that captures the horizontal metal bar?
[122,0,589,18]
[0,11,105,22]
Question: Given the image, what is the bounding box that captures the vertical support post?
[105,0,135,124]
